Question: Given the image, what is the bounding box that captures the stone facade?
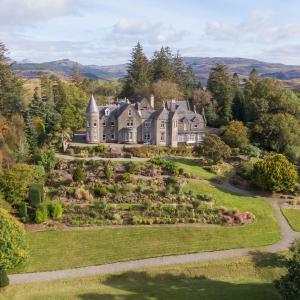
[86,95,206,147]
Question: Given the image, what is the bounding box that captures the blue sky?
[1,0,300,65]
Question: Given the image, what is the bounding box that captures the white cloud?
[205,11,300,44]
[0,0,82,27]
[109,18,188,46]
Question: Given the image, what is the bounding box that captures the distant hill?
[10,57,300,88]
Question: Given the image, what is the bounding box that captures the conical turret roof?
[86,95,99,113]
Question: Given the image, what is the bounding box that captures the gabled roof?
[86,95,99,113]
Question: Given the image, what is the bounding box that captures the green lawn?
[2,254,286,300]
[171,158,216,180]
[281,208,300,231]
[12,180,280,274]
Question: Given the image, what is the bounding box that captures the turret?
[86,95,100,143]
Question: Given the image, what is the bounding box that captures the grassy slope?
[281,208,300,231]
[171,158,216,180]
[12,180,280,274]
[2,254,285,300]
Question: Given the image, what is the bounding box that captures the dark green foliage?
[18,202,28,220]
[49,201,63,220]
[194,135,232,163]
[93,185,109,197]
[29,184,44,207]
[236,161,255,180]
[72,167,86,182]
[207,64,234,125]
[150,158,178,175]
[240,145,261,158]
[35,204,48,223]
[0,208,28,270]
[252,153,298,192]
[0,268,9,288]
[123,42,151,96]
[222,121,249,148]
[0,43,25,118]
[104,162,113,180]
[253,113,300,153]
[275,239,300,300]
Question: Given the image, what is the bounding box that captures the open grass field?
[2,254,286,300]
[281,208,300,231]
[171,157,216,180]
[12,180,280,274]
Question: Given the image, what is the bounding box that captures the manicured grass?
[171,158,216,180]
[2,254,285,300]
[281,208,300,231]
[12,181,280,274]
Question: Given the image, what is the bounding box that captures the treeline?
[122,42,197,106]
[0,42,89,172]
[123,43,300,164]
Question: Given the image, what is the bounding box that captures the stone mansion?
[86,95,206,147]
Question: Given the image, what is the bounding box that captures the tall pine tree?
[123,42,151,96]
[207,64,234,125]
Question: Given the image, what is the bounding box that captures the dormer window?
[144,120,151,128]
[111,121,115,127]
[105,108,110,116]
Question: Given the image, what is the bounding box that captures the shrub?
[50,201,63,219]
[28,184,44,207]
[252,153,298,192]
[222,121,249,148]
[0,268,9,288]
[0,163,44,204]
[236,161,255,180]
[240,145,261,158]
[18,202,28,222]
[0,208,28,270]
[75,188,94,201]
[126,162,139,174]
[104,162,113,180]
[35,205,48,223]
[194,135,232,163]
[122,172,132,183]
[72,167,86,182]
[93,185,109,197]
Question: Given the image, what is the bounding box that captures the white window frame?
[160,121,165,129]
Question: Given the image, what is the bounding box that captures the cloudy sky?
[1,0,300,65]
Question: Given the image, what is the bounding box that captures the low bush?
[50,201,63,219]
[122,172,132,183]
[240,145,261,158]
[28,184,44,207]
[0,268,9,288]
[18,202,28,222]
[35,204,48,223]
[75,188,94,202]
[93,185,109,197]
[72,167,86,182]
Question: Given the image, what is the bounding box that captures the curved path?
[9,182,300,285]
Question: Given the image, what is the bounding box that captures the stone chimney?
[150,94,155,109]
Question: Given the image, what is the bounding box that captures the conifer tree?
[123,42,151,96]
[231,73,246,121]
[152,46,175,82]
[207,64,234,125]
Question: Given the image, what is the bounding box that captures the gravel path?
[56,153,149,162]
[9,182,300,285]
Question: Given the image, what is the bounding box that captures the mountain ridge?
[10,57,300,87]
